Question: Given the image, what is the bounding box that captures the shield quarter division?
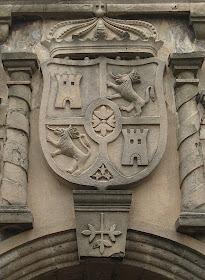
[39,57,167,189]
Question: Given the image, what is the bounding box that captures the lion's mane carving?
[46,125,90,175]
[107,69,155,116]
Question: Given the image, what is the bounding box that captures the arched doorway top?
[0,228,205,280]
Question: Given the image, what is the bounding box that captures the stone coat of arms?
[40,56,167,188]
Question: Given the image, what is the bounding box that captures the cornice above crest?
[42,15,163,58]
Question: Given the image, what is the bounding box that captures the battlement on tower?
[123,128,148,138]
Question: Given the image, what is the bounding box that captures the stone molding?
[190,15,205,40]
[73,190,132,211]
[0,206,33,232]
[169,52,205,234]
[0,229,205,280]
[0,5,11,44]
[190,3,205,40]
[0,2,204,45]
[3,3,192,17]
[0,52,39,234]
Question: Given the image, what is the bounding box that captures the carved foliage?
[81,213,122,255]
[92,105,115,137]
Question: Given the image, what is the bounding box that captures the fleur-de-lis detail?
[81,213,122,255]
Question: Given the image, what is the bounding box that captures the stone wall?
[0,1,205,279]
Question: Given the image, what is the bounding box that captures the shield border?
[39,57,167,189]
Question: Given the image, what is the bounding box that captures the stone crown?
[42,16,163,58]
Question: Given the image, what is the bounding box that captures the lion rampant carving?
[107,69,155,116]
[46,125,90,175]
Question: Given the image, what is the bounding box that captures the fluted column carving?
[169,52,205,233]
[0,52,38,234]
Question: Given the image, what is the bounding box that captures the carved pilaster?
[0,52,38,234]
[73,190,132,259]
[0,5,11,44]
[169,52,205,233]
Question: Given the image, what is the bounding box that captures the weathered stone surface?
[0,1,204,45]
[40,56,167,188]
[6,108,30,136]
[0,52,39,232]
[43,13,163,58]
[73,190,132,258]
[0,2,205,279]
[190,3,205,40]
[1,52,38,74]
[0,206,33,231]
[0,1,197,19]
[0,24,9,44]
[1,178,27,205]
[176,212,205,233]
[169,52,205,233]
[0,229,205,280]
[8,85,31,106]
[3,162,27,187]
[3,141,29,171]
[0,5,11,44]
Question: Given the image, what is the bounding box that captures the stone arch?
[0,229,205,280]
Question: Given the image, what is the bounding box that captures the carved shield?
[40,57,167,188]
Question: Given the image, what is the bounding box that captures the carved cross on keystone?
[81,213,122,255]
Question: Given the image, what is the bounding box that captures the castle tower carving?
[55,74,82,109]
[122,128,149,166]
